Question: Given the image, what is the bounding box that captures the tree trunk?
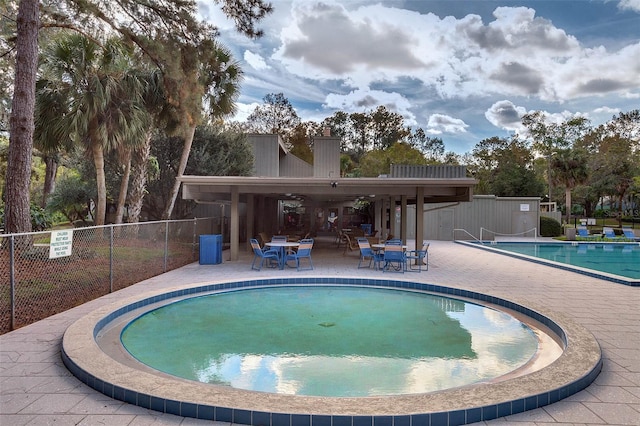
[4,0,39,233]
[92,142,107,226]
[127,132,152,223]
[162,124,196,220]
[42,154,58,208]
[114,150,132,225]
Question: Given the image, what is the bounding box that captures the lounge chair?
[603,227,624,240]
[357,237,383,270]
[285,238,314,271]
[250,238,279,270]
[405,241,429,272]
[382,243,406,273]
[577,226,598,241]
[622,228,640,241]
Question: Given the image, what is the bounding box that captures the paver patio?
[1,238,638,425]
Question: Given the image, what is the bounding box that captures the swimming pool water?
[121,286,539,397]
[477,242,640,281]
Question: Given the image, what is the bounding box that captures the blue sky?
[200,0,640,154]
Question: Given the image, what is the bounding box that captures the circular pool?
[62,277,602,426]
[120,286,542,397]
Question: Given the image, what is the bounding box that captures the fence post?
[109,226,114,293]
[9,235,15,331]
[163,220,169,272]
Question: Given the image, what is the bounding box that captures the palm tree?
[35,34,149,225]
[551,148,589,225]
[126,69,165,224]
[162,39,243,220]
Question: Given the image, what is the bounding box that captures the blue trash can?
[199,234,222,264]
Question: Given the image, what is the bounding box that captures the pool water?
[476,242,640,281]
[121,286,539,397]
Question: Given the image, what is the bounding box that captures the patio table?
[265,241,300,269]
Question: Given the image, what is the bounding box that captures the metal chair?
[285,238,314,271]
[250,238,279,271]
[405,241,429,272]
[382,243,406,273]
[357,237,383,270]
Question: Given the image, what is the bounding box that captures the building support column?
[401,195,408,244]
[246,194,254,252]
[230,186,239,261]
[416,186,424,250]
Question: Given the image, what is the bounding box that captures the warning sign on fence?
[49,230,73,259]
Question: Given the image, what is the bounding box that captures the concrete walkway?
[1,238,639,425]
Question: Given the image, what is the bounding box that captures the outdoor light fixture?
[331,181,338,188]
[285,193,292,197]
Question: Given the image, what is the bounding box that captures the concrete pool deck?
[1,238,639,425]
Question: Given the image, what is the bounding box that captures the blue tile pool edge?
[456,240,639,287]
[61,277,603,426]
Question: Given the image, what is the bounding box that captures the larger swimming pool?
[461,241,640,286]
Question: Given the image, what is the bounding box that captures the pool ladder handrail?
[480,227,538,242]
[453,228,483,243]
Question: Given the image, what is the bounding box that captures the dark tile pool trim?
[62,277,602,426]
[457,241,640,287]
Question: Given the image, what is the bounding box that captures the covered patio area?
[179,174,476,261]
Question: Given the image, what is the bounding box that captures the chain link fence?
[0,218,217,335]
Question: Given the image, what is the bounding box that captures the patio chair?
[382,243,406,273]
[257,232,271,247]
[250,238,280,271]
[342,233,360,254]
[357,237,383,270]
[577,226,598,241]
[285,238,314,271]
[603,227,624,240]
[622,228,640,241]
[405,241,429,272]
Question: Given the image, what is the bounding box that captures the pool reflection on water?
[121,286,544,397]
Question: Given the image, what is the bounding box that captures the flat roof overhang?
[179,176,477,204]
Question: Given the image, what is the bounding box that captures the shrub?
[0,204,53,232]
[540,216,562,237]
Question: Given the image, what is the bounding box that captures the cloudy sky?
[199,0,640,154]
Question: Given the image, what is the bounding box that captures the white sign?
[49,230,73,259]
[520,204,530,212]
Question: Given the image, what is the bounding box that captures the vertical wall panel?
[313,138,340,178]
[247,134,281,177]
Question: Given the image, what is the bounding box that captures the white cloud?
[243,50,270,70]
[426,114,469,135]
[592,106,620,115]
[268,2,638,103]
[214,1,639,154]
[485,100,528,132]
[323,88,416,125]
[231,102,261,122]
[197,1,237,32]
[618,0,640,12]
